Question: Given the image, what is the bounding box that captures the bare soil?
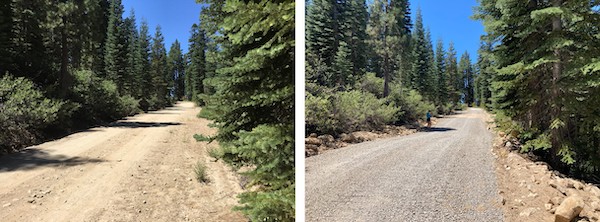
[0,102,245,222]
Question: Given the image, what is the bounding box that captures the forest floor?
[0,102,246,222]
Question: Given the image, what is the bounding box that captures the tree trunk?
[550,0,563,165]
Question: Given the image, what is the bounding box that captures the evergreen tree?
[410,8,433,96]
[137,19,152,109]
[434,38,447,106]
[123,10,138,95]
[306,0,336,85]
[186,23,207,103]
[167,40,185,99]
[458,51,474,105]
[475,41,493,109]
[104,0,127,90]
[197,0,295,220]
[149,25,168,108]
[445,41,460,105]
[475,0,600,174]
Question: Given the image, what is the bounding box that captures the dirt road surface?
[0,102,245,222]
[306,108,504,221]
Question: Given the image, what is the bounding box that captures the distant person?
[426,111,432,128]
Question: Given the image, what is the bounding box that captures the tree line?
[1,0,295,220]
[474,0,600,181]
[306,0,477,135]
[0,0,208,152]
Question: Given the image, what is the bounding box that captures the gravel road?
[0,102,245,222]
[306,108,504,221]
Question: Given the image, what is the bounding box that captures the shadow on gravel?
[421,127,456,132]
[0,148,105,172]
[106,121,181,128]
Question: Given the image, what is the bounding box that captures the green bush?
[387,87,435,124]
[0,75,64,152]
[355,72,384,98]
[306,90,398,135]
[72,69,141,122]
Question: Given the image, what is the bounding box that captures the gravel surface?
[306,108,504,221]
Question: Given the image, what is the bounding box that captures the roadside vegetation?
[474,0,600,182]
[306,0,475,137]
[0,0,205,153]
[192,0,295,221]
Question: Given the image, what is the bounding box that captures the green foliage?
[197,0,294,220]
[387,86,435,124]
[0,75,63,152]
[207,147,223,161]
[71,69,139,122]
[306,90,398,135]
[229,124,294,221]
[194,161,209,183]
[355,72,384,98]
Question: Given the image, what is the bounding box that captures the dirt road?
[306,108,504,221]
[0,102,245,222]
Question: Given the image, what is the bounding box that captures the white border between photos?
[295,0,306,221]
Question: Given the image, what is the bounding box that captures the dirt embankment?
[0,102,245,222]
[487,113,600,222]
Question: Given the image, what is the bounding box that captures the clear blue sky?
[122,0,206,54]
[411,0,485,62]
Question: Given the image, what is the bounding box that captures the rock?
[27,199,35,203]
[550,197,564,205]
[350,131,378,142]
[499,131,506,137]
[340,133,357,143]
[589,186,600,197]
[505,141,512,148]
[573,181,584,190]
[555,195,584,222]
[305,137,322,146]
[520,207,537,217]
[317,134,334,143]
[308,133,317,138]
[2,203,11,208]
[528,192,539,198]
[590,201,600,211]
[545,203,553,211]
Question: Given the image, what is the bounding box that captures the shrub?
[194,161,209,183]
[118,95,141,116]
[306,90,398,135]
[387,87,435,124]
[355,72,384,98]
[0,75,64,152]
[207,147,223,161]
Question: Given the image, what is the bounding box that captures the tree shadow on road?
[0,148,104,172]
[420,127,456,132]
[106,121,181,128]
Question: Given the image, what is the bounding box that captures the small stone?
[188,178,193,182]
[590,201,600,211]
[27,199,35,203]
[138,209,142,213]
[143,200,147,204]
[528,192,538,198]
[573,181,584,190]
[545,203,553,211]
[142,191,147,194]
[555,195,584,222]
[589,186,600,197]
[505,141,512,148]
[2,203,11,208]
[519,207,536,217]
[173,178,177,181]
[550,197,563,205]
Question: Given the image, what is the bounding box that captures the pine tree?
[475,41,493,109]
[185,23,207,103]
[458,51,473,105]
[167,40,185,99]
[149,25,168,108]
[306,0,336,85]
[123,10,138,95]
[196,0,295,220]
[475,0,600,173]
[367,0,410,97]
[434,38,447,106]
[445,41,460,105]
[104,0,127,90]
[410,8,433,96]
[137,19,152,109]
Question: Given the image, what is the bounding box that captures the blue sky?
[411,0,484,62]
[122,0,206,53]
